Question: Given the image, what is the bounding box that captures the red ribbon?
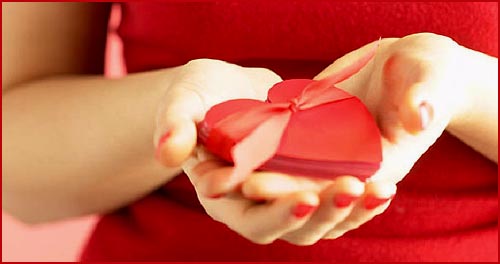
[212,44,378,183]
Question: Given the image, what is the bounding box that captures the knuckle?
[284,236,319,246]
[242,232,275,245]
[324,230,345,239]
[242,176,267,197]
[204,209,224,224]
[251,238,274,245]
[400,33,458,50]
[313,214,337,225]
[191,160,216,175]
[186,58,225,68]
[244,67,282,86]
[256,67,280,78]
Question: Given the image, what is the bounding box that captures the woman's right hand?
[154,58,282,167]
[155,59,324,244]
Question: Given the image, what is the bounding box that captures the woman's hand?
[259,33,465,241]
[157,59,331,245]
[183,147,396,245]
[297,31,497,240]
[154,58,282,167]
[317,33,464,183]
[275,33,465,241]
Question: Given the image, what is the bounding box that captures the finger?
[243,67,283,100]
[155,63,282,168]
[194,165,237,198]
[184,157,244,200]
[154,87,206,167]
[281,176,365,245]
[314,38,398,81]
[241,172,329,200]
[188,148,329,199]
[399,82,436,133]
[155,118,198,167]
[313,38,398,99]
[382,54,433,131]
[182,146,227,186]
[218,191,319,244]
[381,53,455,139]
[324,181,396,239]
[196,146,220,162]
[187,150,265,198]
[182,152,235,198]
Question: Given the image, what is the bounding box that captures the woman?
[3,2,497,261]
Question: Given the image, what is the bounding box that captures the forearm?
[2,69,181,223]
[448,46,498,163]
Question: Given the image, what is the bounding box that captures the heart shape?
[198,47,382,181]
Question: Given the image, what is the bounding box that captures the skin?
[2,3,281,223]
[3,2,179,222]
[3,3,498,246]
[178,35,499,244]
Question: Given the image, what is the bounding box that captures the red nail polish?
[155,131,172,160]
[292,204,317,218]
[209,193,224,199]
[419,102,434,130]
[248,195,267,203]
[363,195,394,210]
[252,198,268,204]
[333,194,358,208]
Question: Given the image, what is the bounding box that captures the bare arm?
[448,47,498,162]
[2,3,180,224]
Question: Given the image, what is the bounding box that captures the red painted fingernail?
[363,195,394,210]
[155,131,172,160]
[252,198,267,204]
[292,204,317,218]
[333,194,358,208]
[247,195,267,203]
[419,101,434,130]
[208,193,224,199]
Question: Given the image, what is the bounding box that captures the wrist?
[446,45,498,162]
[448,45,498,131]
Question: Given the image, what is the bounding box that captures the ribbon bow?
[207,45,378,184]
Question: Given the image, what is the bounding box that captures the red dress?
[80,2,498,261]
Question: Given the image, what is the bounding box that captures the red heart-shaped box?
[198,46,382,181]
[198,78,382,181]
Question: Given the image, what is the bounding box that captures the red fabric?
[80,1,498,261]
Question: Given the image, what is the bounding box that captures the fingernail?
[208,193,224,199]
[292,204,317,218]
[155,131,172,160]
[333,193,358,208]
[252,198,268,204]
[363,195,394,210]
[419,101,434,130]
[247,195,267,203]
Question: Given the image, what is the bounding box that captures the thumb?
[313,38,398,102]
[154,87,206,168]
[314,38,398,80]
[381,52,456,140]
[155,117,197,168]
[314,40,378,81]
